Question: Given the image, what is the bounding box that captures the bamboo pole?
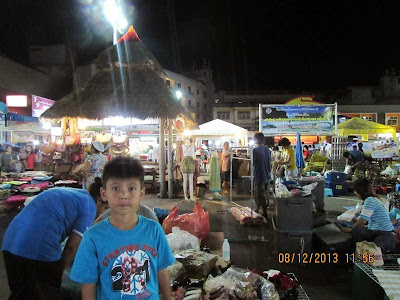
[159,118,166,198]
[168,119,174,198]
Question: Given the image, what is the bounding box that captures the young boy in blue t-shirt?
[70,157,175,299]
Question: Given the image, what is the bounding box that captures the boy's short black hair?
[254,132,264,144]
[343,151,350,158]
[102,157,145,188]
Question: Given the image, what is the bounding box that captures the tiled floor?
[0,189,370,300]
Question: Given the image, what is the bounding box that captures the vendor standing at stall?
[253,133,271,219]
[0,145,18,173]
[83,141,108,190]
[341,178,396,253]
[275,138,297,180]
[221,141,231,195]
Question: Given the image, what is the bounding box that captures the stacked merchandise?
[0,172,80,212]
[325,171,348,196]
[273,181,315,254]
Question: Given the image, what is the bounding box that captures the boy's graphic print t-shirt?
[70,216,175,299]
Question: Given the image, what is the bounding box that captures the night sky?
[1,0,400,91]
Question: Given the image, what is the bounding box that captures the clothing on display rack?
[181,141,196,200]
[209,150,221,193]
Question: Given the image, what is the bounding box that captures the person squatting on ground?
[70,156,175,300]
[252,133,271,219]
[2,188,97,300]
[340,178,397,253]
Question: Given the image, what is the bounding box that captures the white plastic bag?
[275,183,290,197]
[300,182,318,196]
[166,227,200,251]
[337,209,358,222]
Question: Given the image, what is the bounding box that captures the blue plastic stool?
[324,188,333,198]
[396,183,400,192]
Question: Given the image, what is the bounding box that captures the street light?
[175,91,182,100]
[103,0,128,45]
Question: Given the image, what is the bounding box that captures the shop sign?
[6,95,28,107]
[32,95,55,117]
[260,104,334,135]
[347,142,399,159]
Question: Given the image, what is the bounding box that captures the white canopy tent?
[189,119,248,146]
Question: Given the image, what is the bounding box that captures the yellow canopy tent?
[336,117,397,141]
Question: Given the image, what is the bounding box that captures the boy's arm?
[82,283,96,300]
[158,268,172,300]
[62,232,82,273]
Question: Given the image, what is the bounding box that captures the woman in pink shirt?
[221,142,231,195]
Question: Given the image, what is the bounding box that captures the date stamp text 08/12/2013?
[278,252,375,264]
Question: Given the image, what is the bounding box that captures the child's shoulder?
[85,219,109,236]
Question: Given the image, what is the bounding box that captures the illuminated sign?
[6,95,28,107]
[32,95,55,117]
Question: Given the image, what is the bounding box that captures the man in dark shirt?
[0,145,18,172]
[344,151,360,174]
[253,133,271,219]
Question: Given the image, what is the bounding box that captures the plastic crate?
[274,195,314,230]
[325,181,348,196]
[298,178,326,213]
[326,172,346,183]
[272,217,313,254]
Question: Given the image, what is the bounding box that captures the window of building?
[188,86,192,94]
[237,111,251,120]
[177,82,181,89]
[197,101,200,108]
[197,88,200,95]
[196,114,200,120]
[166,79,170,87]
[188,99,192,107]
[203,91,207,98]
[387,116,398,126]
[204,103,207,110]
[217,111,230,120]
[362,116,373,122]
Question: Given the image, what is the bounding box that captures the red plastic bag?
[162,202,210,240]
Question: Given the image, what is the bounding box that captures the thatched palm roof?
[41,25,193,122]
[96,26,164,75]
[41,66,189,120]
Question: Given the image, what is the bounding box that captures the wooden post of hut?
[167,118,174,198]
[159,118,166,198]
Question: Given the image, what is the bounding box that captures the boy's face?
[100,177,145,217]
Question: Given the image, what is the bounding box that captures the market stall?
[337,117,397,142]
[189,119,248,148]
[41,26,195,197]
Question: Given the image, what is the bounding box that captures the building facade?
[213,72,400,133]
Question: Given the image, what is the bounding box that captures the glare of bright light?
[183,130,191,136]
[249,140,255,146]
[208,140,213,145]
[33,140,40,146]
[103,0,128,33]
[56,139,63,145]
[42,122,51,129]
[176,91,182,99]
[216,140,221,146]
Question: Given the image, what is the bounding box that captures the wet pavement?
[0,190,366,300]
